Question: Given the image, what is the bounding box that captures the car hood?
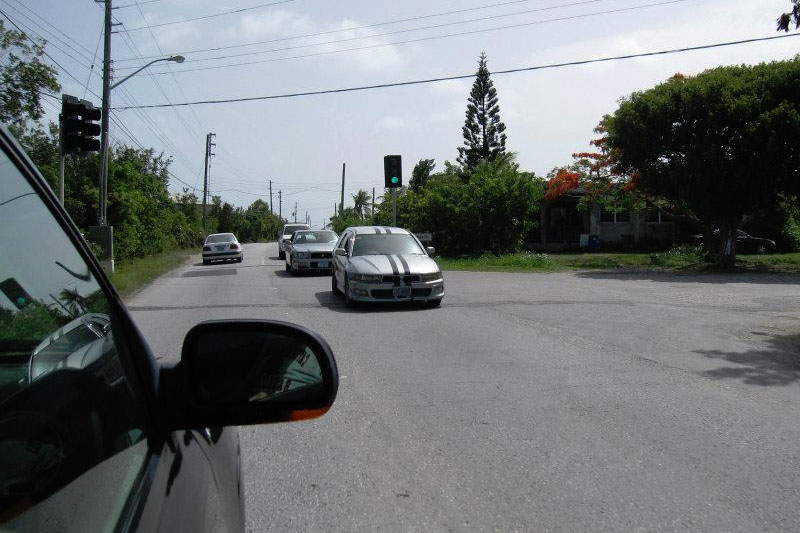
[348,254,439,276]
[292,243,336,253]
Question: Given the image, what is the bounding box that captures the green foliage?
[410,159,436,192]
[0,21,60,133]
[649,245,703,266]
[329,207,365,234]
[606,59,800,267]
[374,155,543,255]
[777,1,800,31]
[457,52,507,170]
[351,189,371,219]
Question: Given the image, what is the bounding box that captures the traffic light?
[61,95,101,153]
[384,155,402,188]
[0,278,33,310]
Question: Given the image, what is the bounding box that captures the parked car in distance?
[278,224,311,259]
[331,226,444,307]
[202,232,243,264]
[285,230,338,275]
[692,229,777,254]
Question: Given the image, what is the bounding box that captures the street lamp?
[110,55,185,89]
[94,53,186,272]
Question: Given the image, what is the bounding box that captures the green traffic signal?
[391,176,399,184]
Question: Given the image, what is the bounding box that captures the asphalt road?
[127,242,800,532]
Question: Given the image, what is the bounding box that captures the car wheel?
[331,271,340,295]
[426,298,442,308]
[237,256,243,263]
[203,259,210,265]
[285,262,291,273]
[278,250,285,260]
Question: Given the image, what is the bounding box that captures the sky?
[6,0,799,228]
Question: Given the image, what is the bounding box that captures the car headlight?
[349,273,382,282]
[294,251,311,259]
[419,271,442,282]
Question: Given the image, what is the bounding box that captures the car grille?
[381,275,420,283]
[370,288,432,299]
[311,252,331,259]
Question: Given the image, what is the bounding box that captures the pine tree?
[457,52,507,170]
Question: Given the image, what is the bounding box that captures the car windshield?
[206,234,235,244]
[283,225,309,235]
[351,234,424,256]
[293,231,337,244]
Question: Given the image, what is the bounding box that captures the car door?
[0,126,241,532]
[333,231,350,288]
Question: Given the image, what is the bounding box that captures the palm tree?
[352,190,371,219]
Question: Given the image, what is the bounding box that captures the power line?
[6,0,95,58]
[122,0,299,32]
[135,0,696,76]
[114,33,800,110]
[114,0,166,9]
[113,0,574,63]
[115,0,611,70]
[0,9,101,99]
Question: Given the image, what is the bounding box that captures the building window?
[645,210,661,223]
[600,210,630,223]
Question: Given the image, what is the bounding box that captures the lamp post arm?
[111,58,167,89]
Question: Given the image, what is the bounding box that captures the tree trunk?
[717,223,736,268]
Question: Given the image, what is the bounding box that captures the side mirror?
[426,246,436,256]
[334,248,347,257]
[161,320,338,430]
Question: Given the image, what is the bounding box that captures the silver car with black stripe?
[331,226,444,307]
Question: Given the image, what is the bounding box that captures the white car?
[331,226,444,307]
[202,233,243,264]
[278,223,311,259]
[285,230,338,275]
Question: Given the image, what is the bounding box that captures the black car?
[0,125,339,531]
[692,229,777,254]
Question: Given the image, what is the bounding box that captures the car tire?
[203,259,210,265]
[331,271,341,295]
[278,250,285,260]
[426,298,442,308]
[285,262,291,273]
[237,256,243,263]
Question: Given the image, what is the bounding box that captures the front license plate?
[317,261,329,268]
[393,286,411,298]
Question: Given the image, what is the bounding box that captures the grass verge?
[438,249,800,274]
[108,249,194,296]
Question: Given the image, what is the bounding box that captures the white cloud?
[376,115,420,131]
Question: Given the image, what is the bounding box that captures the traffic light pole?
[392,187,397,226]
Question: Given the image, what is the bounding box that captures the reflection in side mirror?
[426,246,436,256]
[170,320,339,429]
[334,248,347,257]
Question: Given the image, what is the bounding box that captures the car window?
[205,233,235,244]
[0,148,147,527]
[351,234,425,256]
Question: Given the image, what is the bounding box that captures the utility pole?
[305,211,308,225]
[340,162,346,215]
[269,179,273,214]
[278,190,282,220]
[98,0,112,226]
[202,132,215,231]
[293,202,298,223]
[372,187,375,219]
